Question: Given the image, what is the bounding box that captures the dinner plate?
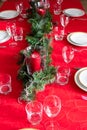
[74,67,87,92]
[0,10,19,19]
[63,8,85,17]
[0,30,10,44]
[67,32,87,46]
[79,69,87,87]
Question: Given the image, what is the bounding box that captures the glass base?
[9,42,17,47]
[29,123,44,130]
[45,121,60,130]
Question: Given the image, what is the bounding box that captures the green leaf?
[26,36,39,45]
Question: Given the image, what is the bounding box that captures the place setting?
[0,21,24,48]
[62,6,87,22]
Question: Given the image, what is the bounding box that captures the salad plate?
[67,32,87,46]
[0,30,10,44]
[74,67,87,92]
[63,8,85,17]
[0,10,19,19]
[79,69,87,87]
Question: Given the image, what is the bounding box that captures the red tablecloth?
[0,0,87,130]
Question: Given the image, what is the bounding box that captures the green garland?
[18,0,57,101]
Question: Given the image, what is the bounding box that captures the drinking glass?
[53,26,64,41]
[13,27,23,41]
[53,3,61,15]
[6,22,17,47]
[56,0,63,13]
[62,46,74,64]
[43,95,61,130]
[60,14,69,35]
[25,101,43,126]
[16,2,23,21]
[0,73,12,95]
[61,46,74,85]
[56,66,70,85]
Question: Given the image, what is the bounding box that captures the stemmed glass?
[62,46,74,64]
[43,95,61,130]
[60,14,69,35]
[56,0,63,13]
[62,46,74,79]
[16,2,23,21]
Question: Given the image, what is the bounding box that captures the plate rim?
[0,30,11,44]
[74,67,87,92]
[67,32,87,47]
[0,10,19,19]
[63,8,85,17]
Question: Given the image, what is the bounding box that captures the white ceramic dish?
[0,30,10,44]
[0,10,19,19]
[67,32,87,46]
[79,69,87,87]
[74,67,87,92]
[63,8,85,17]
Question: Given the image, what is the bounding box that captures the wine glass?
[16,2,23,21]
[43,95,61,130]
[62,46,74,64]
[62,46,74,78]
[60,14,69,35]
[56,0,63,13]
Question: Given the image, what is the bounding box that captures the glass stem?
[63,26,65,35]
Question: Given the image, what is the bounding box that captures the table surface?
[0,0,87,130]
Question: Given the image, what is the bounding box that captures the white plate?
[67,32,87,46]
[74,67,87,92]
[0,10,19,19]
[63,8,85,17]
[0,30,11,44]
[79,69,87,87]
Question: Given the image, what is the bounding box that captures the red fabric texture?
[0,0,87,130]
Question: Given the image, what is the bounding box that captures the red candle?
[31,51,41,72]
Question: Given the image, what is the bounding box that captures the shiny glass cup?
[56,66,70,85]
[0,73,12,95]
[25,101,43,125]
[53,26,64,41]
[13,27,23,41]
[54,4,61,15]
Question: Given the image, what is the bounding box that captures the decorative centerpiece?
[18,0,57,101]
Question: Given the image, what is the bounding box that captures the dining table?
[0,0,87,130]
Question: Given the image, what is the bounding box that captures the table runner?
[0,0,87,130]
